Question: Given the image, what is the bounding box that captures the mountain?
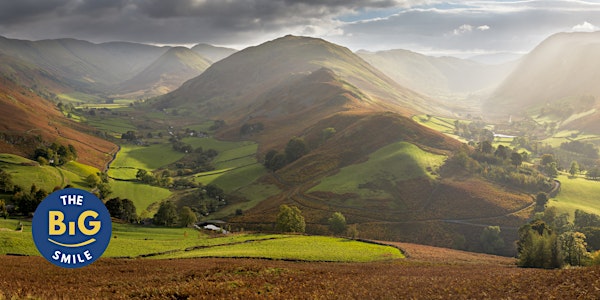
[0,53,116,169]
[357,49,515,109]
[117,47,211,98]
[484,32,600,129]
[148,35,534,253]
[0,35,168,91]
[192,44,237,62]
[155,35,444,123]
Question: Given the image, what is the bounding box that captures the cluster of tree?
[587,167,600,180]
[0,169,66,216]
[517,208,600,268]
[153,201,198,227]
[453,120,494,143]
[450,144,552,192]
[105,197,137,223]
[170,139,193,153]
[264,137,309,171]
[171,147,218,173]
[34,143,77,166]
[11,184,48,215]
[121,131,139,141]
[560,141,599,159]
[136,169,173,188]
[240,122,264,136]
[209,120,226,131]
[85,172,112,199]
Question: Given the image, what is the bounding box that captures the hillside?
[0,35,168,91]
[0,54,116,169]
[117,47,211,98]
[192,43,237,62]
[154,35,444,121]
[358,49,515,105]
[484,31,600,131]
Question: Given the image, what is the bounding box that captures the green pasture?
[84,116,137,136]
[0,161,85,191]
[309,141,446,198]
[207,183,281,219]
[155,235,404,262]
[110,181,172,216]
[0,154,36,165]
[109,144,185,174]
[549,174,600,218]
[0,220,403,262]
[58,92,105,104]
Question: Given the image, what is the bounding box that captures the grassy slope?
[0,154,102,190]
[549,174,600,217]
[108,144,185,179]
[110,181,171,216]
[309,141,445,198]
[0,219,402,262]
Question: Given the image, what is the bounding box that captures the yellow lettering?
[78,210,101,236]
[48,211,66,235]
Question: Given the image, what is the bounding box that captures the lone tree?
[569,161,580,176]
[275,204,305,233]
[536,192,549,210]
[328,212,347,235]
[285,137,309,163]
[480,226,505,255]
[154,201,178,227]
[179,206,198,227]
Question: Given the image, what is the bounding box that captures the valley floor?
[1,245,598,299]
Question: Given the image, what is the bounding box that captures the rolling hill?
[484,31,600,132]
[117,47,211,98]
[154,35,446,122]
[0,54,116,169]
[0,36,168,91]
[143,35,538,253]
[191,43,237,62]
[357,49,515,105]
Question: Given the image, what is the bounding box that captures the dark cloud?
[0,0,599,55]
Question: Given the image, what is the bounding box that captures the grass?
[109,144,185,175]
[0,154,102,191]
[84,116,137,136]
[207,183,281,219]
[309,141,446,198]
[110,181,172,215]
[154,235,404,262]
[58,92,105,104]
[0,220,402,262]
[549,174,600,218]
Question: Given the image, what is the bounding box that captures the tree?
[494,145,509,160]
[321,127,336,142]
[85,173,101,188]
[328,212,347,235]
[510,152,523,167]
[154,201,178,227]
[285,137,309,163]
[569,161,580,176]
[120,199,138,223]
[545,162,558,178]
[517,220,562,269]
[479,140,493,154]
[559,231,590,266]
[0,168,14,192]
[541,154,555,166]
[179,206,198,227]
[535,192,549,210]
[105,197,124,219]
[480,226,505,254]
[275,205,305,233]
[0,199,7,219]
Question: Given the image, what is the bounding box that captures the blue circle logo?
[32,188,112,268]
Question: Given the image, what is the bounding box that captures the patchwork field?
[549,174,600,218]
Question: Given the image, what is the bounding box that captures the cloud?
[453,24,473,35]
[571,21,599,32]
[1,0,600,56]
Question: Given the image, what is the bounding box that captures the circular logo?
[32,188,112,268]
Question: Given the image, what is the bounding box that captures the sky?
[1,0,600,57]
